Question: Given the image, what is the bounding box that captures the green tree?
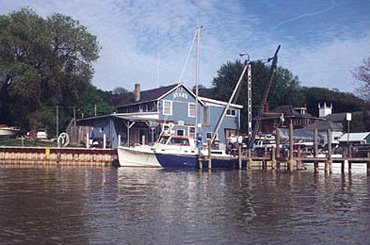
[211,60,305,132]
[0,8,102,136]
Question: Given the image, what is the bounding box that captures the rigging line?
[178,29,197,83]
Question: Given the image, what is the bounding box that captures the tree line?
[1,9,369,137]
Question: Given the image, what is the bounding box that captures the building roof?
[303,120,343,131]
[262,105,318,120]
[117,83,178,107]
[324,112,347,122]
[338,132,370,142]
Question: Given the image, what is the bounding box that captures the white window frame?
[163,100,173,116]
[226,108,237,117]
[188,103,196,118]
[188,126,196,138]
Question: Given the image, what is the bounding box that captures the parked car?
[36,129,48,140]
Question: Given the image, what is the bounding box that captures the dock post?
[327,129,332,174]
[198,148,203,169]
[103,134,107,149]
[247,149,252,169]
[288,119,294,172]
[238,143,242,169]
[271,146,276,170]
[118,135,121,147]
[208,139,212,169]
[86,133,89,148]
[297,144,301,170]
[348,143,352,171]
[314,129,318,173]
[367,152,370,172]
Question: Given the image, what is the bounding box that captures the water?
[1,164,369,245]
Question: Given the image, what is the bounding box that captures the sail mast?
[195,26,201,135]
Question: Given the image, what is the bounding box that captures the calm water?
[1,164,369,245]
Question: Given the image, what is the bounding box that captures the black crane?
[249,45,281,148]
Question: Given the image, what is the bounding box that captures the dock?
[0,147,117,166]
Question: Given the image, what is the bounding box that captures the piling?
[348,143,352,171]
[327,129,332,174]
[314,129,318,173]
[207,139,212,169]
[198,148,203,169]
[287,119,294,172]
[238,143,242,169]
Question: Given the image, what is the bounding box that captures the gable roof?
[262,105,318,120]
[303,120,343,131]
[116,83,178,108]
[117,82,207,108]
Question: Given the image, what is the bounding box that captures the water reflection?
[0,165,369,244]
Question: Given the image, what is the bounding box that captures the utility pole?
[247,62,252,141]
[56,105,59,138]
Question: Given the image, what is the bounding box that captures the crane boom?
[249,45,281,148]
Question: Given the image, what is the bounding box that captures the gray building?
[77,82,242,149]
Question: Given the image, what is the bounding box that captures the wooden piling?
[207,139,212,169]
[271,146,276,170]
[297,144,301,170]
[348,143,352,171]
[367,152,370,172]
[238,143,242,169]
[198,148,203,169]
[288,119,293,172]
[314,129,318,173]
[327,129,332,174]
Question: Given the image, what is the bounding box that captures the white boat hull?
[117,146,161,168]
[0,128,19,137]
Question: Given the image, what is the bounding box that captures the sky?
[1,0,369,94]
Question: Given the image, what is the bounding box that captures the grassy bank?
[0,138,58,147]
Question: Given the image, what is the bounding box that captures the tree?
[111,87,134,108]
[211,60,305,132]
[353,57,370,100]
[0,8,102,136]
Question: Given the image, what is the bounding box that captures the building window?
[163,100,173,115]
[203,106,209,125]
[206,132,213,140]
[226,109,236,117]
[100,126,104,132]
[188,103,196,118]
[188,126,196,138]
[177,129,185,136]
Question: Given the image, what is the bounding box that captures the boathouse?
[77,82,242,149]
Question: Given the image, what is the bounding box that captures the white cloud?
[1,0,369,95]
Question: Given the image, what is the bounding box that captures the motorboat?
[0,124,20,138]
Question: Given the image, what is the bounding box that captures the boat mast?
[195,26,201,136]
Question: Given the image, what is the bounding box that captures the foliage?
[353,56,370,100]
[211,60,305,132]
[301,87,364,116]
[111,87,134,108]
[0,8,109,137]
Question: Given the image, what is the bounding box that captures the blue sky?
[1,0,369,94]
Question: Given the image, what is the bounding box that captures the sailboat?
[117,27,248,169]
[153,27,248,169]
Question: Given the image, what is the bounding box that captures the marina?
[1,164,369,244]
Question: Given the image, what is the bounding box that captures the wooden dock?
[0,147,117,166]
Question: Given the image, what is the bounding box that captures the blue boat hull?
[155,152,198,168]
[155,152,248,169]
